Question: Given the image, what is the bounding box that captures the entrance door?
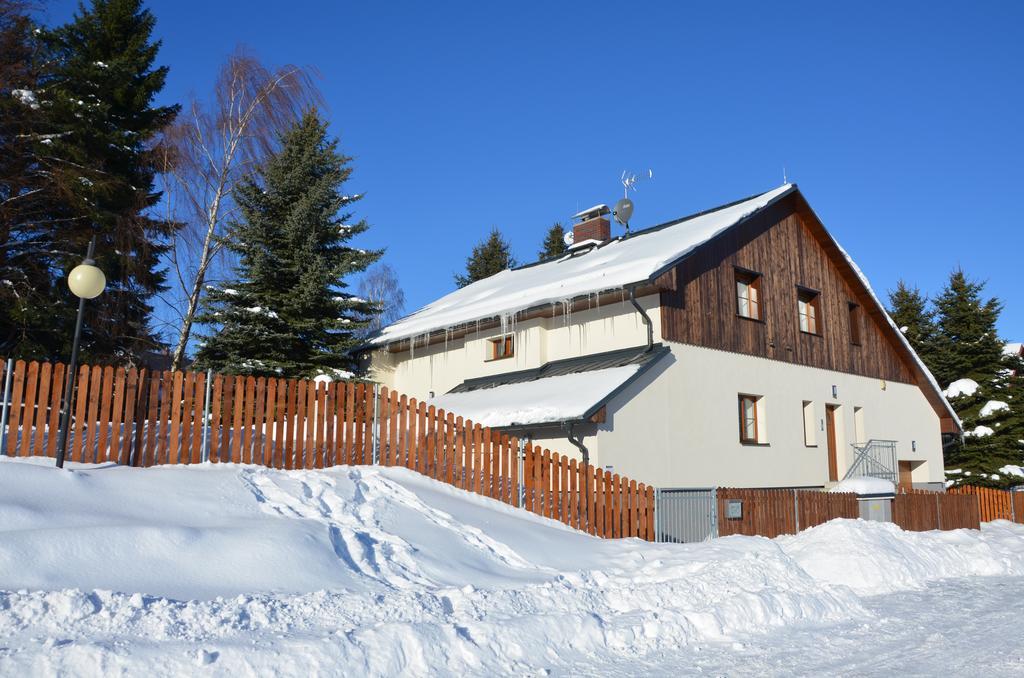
[826,405,839,482]
[898,461,914,492]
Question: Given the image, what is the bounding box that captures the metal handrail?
[843,439,898,483]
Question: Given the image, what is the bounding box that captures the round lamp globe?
[68,264,106,299]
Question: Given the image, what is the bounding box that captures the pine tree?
[930,270,1019,487]
[0,0,60,357]
[930,270,1004,388]
[193,111,380,378]
[30,0,179,363]
[887,280,938,368]
[455,228,516,288]
[538,222,567,260]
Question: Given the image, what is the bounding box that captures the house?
[365,184,960,492]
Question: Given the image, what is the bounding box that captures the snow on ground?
[1,457,1023,676]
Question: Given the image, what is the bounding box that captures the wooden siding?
[659,197,916,384]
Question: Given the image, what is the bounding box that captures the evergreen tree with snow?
[929,270,1004,388]
[887,280,938,368]
[14,0,178,363]
[193,111,380,378]
[932,270,1020,487]
[454,228,517,288]
[0,0,58,357]
[538,222,567,260]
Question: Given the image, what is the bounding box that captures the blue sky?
[44,1,1023,339]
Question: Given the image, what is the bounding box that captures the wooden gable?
[658,191,957,430]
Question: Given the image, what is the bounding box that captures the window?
[848,302,862,345]
[735,269,763,321]
[738,394,760,444]
[488,335,514,361]
[853,406,865,444]
[797,288,821,335]
[802,401,817,446]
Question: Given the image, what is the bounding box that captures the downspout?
[565,422,591,531]
[628,285,654,352]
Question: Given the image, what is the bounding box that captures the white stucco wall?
[582,343,944,489]
[369,294,661,401]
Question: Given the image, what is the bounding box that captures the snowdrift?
[1,457,1022,676]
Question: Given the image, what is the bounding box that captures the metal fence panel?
[655,487,717,543]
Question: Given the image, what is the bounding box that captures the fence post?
[935,492,942,530]
[371,383,381,465]
[710,487,719,539]
[201,369,213,463]
[653,488,661,543]
[793,489,800,533]
[517,438,526,508]
[1012,489,1017,524]
[0,358,13,455]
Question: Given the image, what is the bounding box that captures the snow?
[11,88,40,109]
[945,378,980,398]
[2,457,1023,675]
[829,477,895,496]
[1004,342,1022,356]
[428,365,641,427]
[242,305,279,319]
[966,425,995,438]
[980,400,1010,417]
[369,185,795,346]
[999,465,1024,478]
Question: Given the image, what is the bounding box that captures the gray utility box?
[857,493,895,522]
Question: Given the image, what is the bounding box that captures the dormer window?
[735,268,763,321]
[488,335,514,361]
[797,287,821,335]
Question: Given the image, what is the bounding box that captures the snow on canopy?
[829,477,895,496]
[428,365,641,428]
[945,378,980,398]
[369,184,795,347]
[980,400,1009,418]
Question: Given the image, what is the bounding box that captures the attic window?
[848,302,862,346]
[735,268,763,321]
[488,335,514,361]
[797,287,821,335]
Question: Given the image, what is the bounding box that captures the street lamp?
[55,236,106,469]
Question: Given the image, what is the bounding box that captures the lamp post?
[55,236,106,469]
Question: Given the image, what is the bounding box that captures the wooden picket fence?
[948,485,1024,524]
[0,358,654,540]
[892,489,981,531]
[717,488,859,539]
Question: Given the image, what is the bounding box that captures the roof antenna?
[614,169,652,237]
[783,165,788,185]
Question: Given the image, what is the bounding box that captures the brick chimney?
[571,204,611,248]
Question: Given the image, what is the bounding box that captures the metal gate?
[654,487,717,543]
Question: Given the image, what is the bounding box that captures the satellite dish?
[613,198,634,226]
[563,230,575,247]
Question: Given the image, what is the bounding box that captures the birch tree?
[160,51,321,370]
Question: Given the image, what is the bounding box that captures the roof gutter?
[564,422,593,528]
[628,285,654,352]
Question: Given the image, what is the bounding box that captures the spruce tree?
[887,280,938,368]
[0,0,59,357]
[930,270,1004,388]
[194,111,380,378]
[538,222,567,260]
[33,0,179,362]
[930,270,1019,487]
[455,228,516,288]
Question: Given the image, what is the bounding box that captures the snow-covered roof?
[370,184,796,347]
[1004,342,1023,357]
[428,365,642,428]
